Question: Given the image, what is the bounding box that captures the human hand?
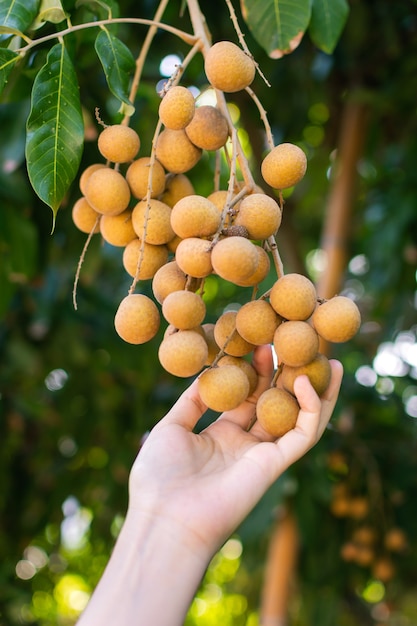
[128,344,343,559]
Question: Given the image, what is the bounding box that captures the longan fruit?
[273,321,319,367]
[235,300,281,346]
[256,387,300,438]
[269,273,317,321]
[384,528,408,552]
[206,189,234,227]
[152,261,187,304]
[204,41,256,93]
[312,296,361,343]
[162,290,206,330]
[85,167,131,216]
[234,193,282,240]
[114,294,160,344]
[280,353,331,397]
[159,85,195,130]
[132,199,174,245]
[158,330,208,377]
[198,365,250,412]
[126,157,166,200]
[217,355,258,396]
[235,245,270,287]
[100,209,136,246]
[123,238,168,280]
[214,310,255,357]
[202,322,219,365]
[161,173,195,207]
[185,105,229,151]
[72,197,101,234]
[170,195,221,239]
[98,124,140,163]
[211,236,259,284]
[174,237,213,278]
[79,163,106,195]
[261,143,307,190]
[155,128,202,174]
[372,557,396,582]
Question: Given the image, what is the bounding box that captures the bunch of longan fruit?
[71,40,361,437]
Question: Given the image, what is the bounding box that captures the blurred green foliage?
[1,0,417,624]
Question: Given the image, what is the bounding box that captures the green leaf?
[309,0,349,54]
[26,42,84,224]
[0,48,20,95]
[0,0,40,32]
[95,28,136,115]
[240,0,311,58]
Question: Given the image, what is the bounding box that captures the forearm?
[77,507,210,626]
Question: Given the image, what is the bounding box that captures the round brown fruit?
[261,143,307,190]
[204,41,256,93]
[126,157,166,200]
[170,195,221,239]
[211,236,259,284]
[217,355,258,396]
[198,365,250,412]
[280,353,331,397]
[185,105,229,151]
[269,273,317,321]
[159,85,195,130]
[234,194,282,240]
[114,294,160,344]
[72,197,101,234]
[131,199,174,245]
[202,323,219,365]
[79,163,106,195]
[312,296,361,343]
[98,124,140,163]
[100,209,136,247]
[161,173,195,207]
[85,167,131,216]
[273,321,319,367]
[174,237,213,278]
[162,290,206,330]
[235,299,281,345]
[256,387,300,437]
[158,330,208,377]
[155,128,202,174]
[235,245,270,287]
[122,239,168,280]
[152,261,187,304]
[214,310,255,357]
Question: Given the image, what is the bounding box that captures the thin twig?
[73,216,101,310]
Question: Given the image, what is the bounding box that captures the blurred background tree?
[1,0,417,624]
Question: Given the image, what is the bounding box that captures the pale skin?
[77,344,343,626]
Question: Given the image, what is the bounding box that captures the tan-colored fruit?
[270,273,317,321]
[155,129,202,174]
[185,105,229,151]
[206,189,234,227]
[384,528,408,552]
[159,85,195,130]
[235,299,281,346]
[372,558,396,582]
[98,124,140,163]
[170,195,221,239]
[123,238,168,280]
[162,290,206,329]
[256,387,300,437]
[72,197,101,234]
[204,41,256,93]
[161,173,195,207]
[114,294,160,344]
[273,321,319,367]
[235,245,270,287]
[131,199,174,245]
[280,353,331,396]
[211,236,259,284]
[217,355,258,396]
[348,496,369,520]
[100,209,136,246]
[175,237,213,278]
[126,157,166,199]
[198,365,250,412]
[85,167,131,216]
[312,296,361,343]
[152,261,187,304]
[79,163,106,195]
[202,323,219,365]
[261,143,307,190]
[234,194,282,240]
[214,310,255,357]
[164,324,205,339]
[158,330,208,377]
